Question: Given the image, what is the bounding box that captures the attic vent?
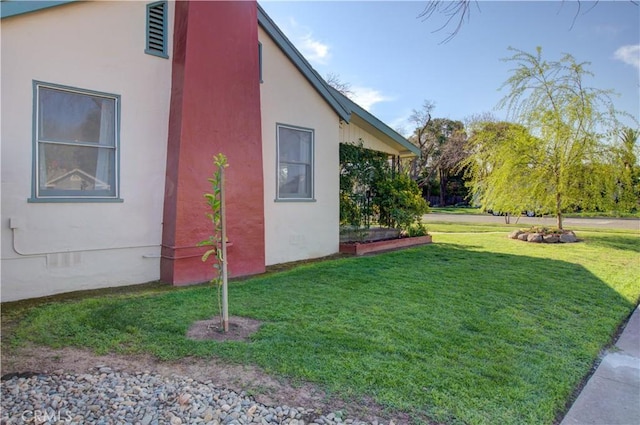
[146,1,168,58]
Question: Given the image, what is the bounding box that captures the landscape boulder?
[509,227,579,244]
[527,233,543,243]
[560,232,578,243]
[509,230,524,239]
[543,234,560,243]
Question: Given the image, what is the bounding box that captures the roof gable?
[257,4,418,157]
[257,4,350,122]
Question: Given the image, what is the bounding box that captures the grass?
[430,206,483,215]
[430,206,640,218]
[5,224,640,425]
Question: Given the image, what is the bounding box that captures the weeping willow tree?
[464,47,628,229]
[463,122,541,218]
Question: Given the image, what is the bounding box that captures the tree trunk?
[556,192,563,230]
[439,169,447,206]
[220,167,229,333]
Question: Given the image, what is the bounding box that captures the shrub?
[374,174,429,231]
[340,142,429,234]
[339,141,389,228]
[406,222,429,237]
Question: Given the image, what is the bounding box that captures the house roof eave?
[329,87,420,157]
[1,0,78,19]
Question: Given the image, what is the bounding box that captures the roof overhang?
[1,1,78,19]
[329,87,420,157]
[349,114,417,158]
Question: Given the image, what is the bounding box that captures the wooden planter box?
[339,235,433,256]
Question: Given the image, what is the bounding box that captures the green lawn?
[429,206,484,215]
[429,206,640,218]
[7,225,639,425]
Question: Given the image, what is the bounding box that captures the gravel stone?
[0,370,387,425]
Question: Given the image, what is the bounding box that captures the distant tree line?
[404,47,639,227]
[327,47,639,225]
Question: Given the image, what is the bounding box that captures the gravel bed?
[1,367,389,425]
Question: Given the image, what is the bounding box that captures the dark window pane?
[39,87,115,146]
[278,164,311,198]
[39,143,114,194]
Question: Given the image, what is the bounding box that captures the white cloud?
[299,34,330,64]
[286,17,330,65]
[351,86,393,111]
[614,44,640,69]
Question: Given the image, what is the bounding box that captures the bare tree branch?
[419,0,637,43]
[325,73,354,98]
[418,0,476,44]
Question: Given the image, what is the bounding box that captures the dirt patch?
[186,316,262,342]
[1,344,406,424]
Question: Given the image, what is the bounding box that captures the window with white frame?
[277,124,314,200]
[33,82,119,200]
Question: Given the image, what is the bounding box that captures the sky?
[260,0,640,136]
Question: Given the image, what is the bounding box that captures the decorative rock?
[513,228,580,244]
[508,230,524,239]
[0,371,375,425]
[560,232,578,243]
[527,233,543,243]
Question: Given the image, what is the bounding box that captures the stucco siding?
[1,1,174,301]
[259,27,340,266]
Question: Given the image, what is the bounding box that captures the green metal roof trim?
[257,4,350,122]
[329,87,420,157]
[1,0,77,19]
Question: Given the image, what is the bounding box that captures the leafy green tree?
[408,105,469,205]
[374,173,429,230]
[610,127,640,212]
[339,140,389,229]
[430,119,468,206]
[198,154,230,332]
[340,141,429,233]
[406,99,435,187]
[463,121,545,216]
[465,47,627,229]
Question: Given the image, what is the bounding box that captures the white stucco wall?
[0,1,174,301]
[259,27,341,266]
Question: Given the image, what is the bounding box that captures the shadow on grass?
[6,242,637,425]
[586,234,640,253]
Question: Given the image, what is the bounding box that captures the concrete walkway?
[561,307,640,425]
